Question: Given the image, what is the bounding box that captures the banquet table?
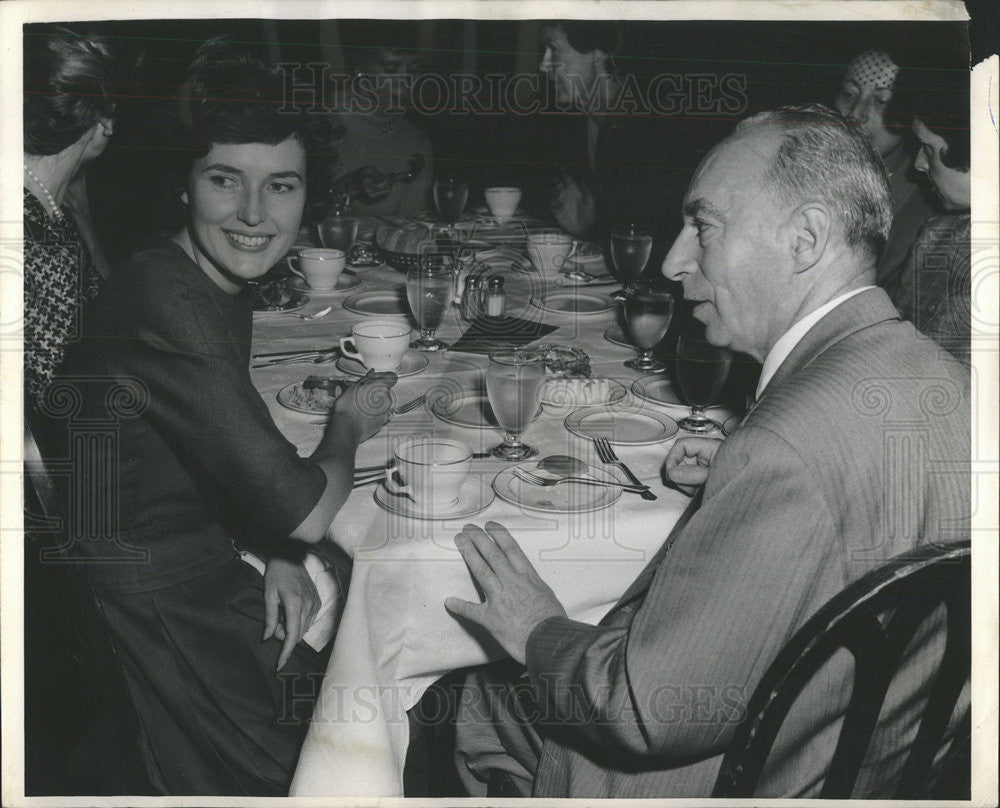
[247,221,739,797]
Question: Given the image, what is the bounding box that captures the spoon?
[536,454,590,478]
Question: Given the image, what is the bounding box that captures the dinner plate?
[430,392,541,430]
[288,274,361,294]
[604,324,633,348]
[343,288,410,317]
[375,475,495,521]
[252,290,309,315]
[630,376,724,409]
[564,405,679,445]
[276,378,353,415]
[492,461,622,514]
[336,351,429,378]
[533,291,616,316]
[722,414,743,436]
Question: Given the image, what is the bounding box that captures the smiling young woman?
[54,41,397,795]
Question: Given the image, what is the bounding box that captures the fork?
[593,437,657,501]
[310,393,427,425]
[282,305,333,321]
[252,351,338,368]
[513,467,647,494]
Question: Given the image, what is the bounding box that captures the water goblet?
[406,264,453,351]
[610,223,653,300]
[433,173,469,225]
[675,333,733,433]
[486,350,546,461]
[624,288,674,372]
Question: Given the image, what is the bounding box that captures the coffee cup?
[287,248,346,291]
[484,187,522,221]
[527,231,577,274]
[339,320,412,372]
[385,438,473,509]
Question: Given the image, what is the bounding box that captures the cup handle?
[384,470,413,500]
[339,336,363,362]
[286,256,306,281]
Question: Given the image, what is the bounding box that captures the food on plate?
[251,278,296,311]
[287,376,353,411]
[375,220,436,256]
[542,377,625,409]
[536,344,592,378]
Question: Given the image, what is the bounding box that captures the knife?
[253,347,338,358]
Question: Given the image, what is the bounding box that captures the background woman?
[832,44,937,298]
[23,25,121,412]
[894,72,971,364]
[59,42,395,795]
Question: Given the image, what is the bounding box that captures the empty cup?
[339,320,412,372]
[385,438,473,509]
[288,248,346,291]
[527,231,577,274]
[484,187,522,222]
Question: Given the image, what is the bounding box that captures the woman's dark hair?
[23,24,122,155]
[179,38,338,211]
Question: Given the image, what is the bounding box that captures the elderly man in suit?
[444,104,970,798]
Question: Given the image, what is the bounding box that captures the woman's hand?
[664,436,724,496]
[332,371,397,443]
[548,169,596,239]
[263,555,321,671]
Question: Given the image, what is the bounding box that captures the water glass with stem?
[610,223,653,300]
[406,263,452,351]
[624,287,674,371]
[675,333,733,433]
[485,350,546,460]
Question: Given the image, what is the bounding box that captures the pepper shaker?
[461,275,483,321]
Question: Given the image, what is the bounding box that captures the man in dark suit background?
[445,104,970,798]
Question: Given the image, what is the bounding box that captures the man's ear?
[787,202,830,274]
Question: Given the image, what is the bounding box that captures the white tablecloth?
[247,246,736,797]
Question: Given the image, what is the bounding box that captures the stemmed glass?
[675,333,733,433]
[624,287,674,371]
[610,223,653,300]
[406,263,453,351]
[433,173,469,227]
[485,350,546,460]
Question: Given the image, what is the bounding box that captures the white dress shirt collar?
[756,286,875,399]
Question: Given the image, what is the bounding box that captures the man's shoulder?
[754,315,969,450]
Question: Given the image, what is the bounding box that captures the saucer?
[533,291,615,316]
[564,405,679,445]
[374,475,495,521]
[343,288,410,317]
[492,461,622,514]
[336,351,429,378]
[289,274,361,294]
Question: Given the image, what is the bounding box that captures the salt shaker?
[484,276,506,318]
[461,275,484,321]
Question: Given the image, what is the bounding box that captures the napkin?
[449,316,558,355]
[239,550,340,652]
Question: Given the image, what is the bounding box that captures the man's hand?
[445,522,567,665]
[263,556,320,671]
[548,169,596,239]
[664,436,724,495]
[355,165,393,203]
